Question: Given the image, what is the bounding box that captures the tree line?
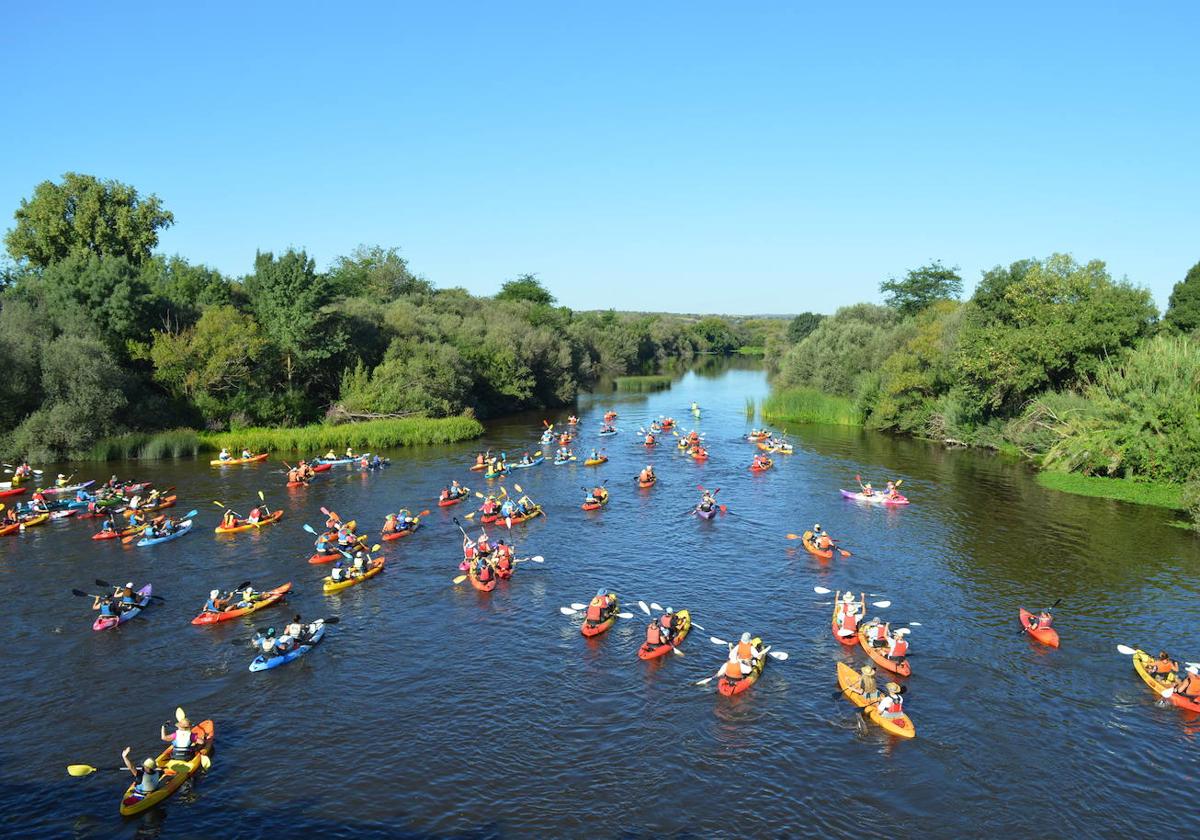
[0,173,769,460]
[766,256,1200,524]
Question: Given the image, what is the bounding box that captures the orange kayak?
[191,583,291,625]
[857,624,912,676]
[214,509,284,534]
[1019,608,1060,648]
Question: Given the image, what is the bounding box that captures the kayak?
[44,480,96,496]
[382,519,420,541]
[468,566,497,592]
[581,489,609,511]
[495,559,515,580]
[582,596,619,637]
[718,637,767,696]
[323,559,384,593]
[119,720,214,816]
[92,521,149,541]
[553,456,576,465]
[484,468,508,479]
[136,520,194,547]
[802,532,834,560]
[638,610,691,660]
[93,584,152,631]
[250,621,326,671]
[316,453,371,466]
[747,432,770,442]
[832,595,864,646]
[122,495,177,517]
[749,458,773,472]
[758,442,794,454]
[0,487,26,498]
[598,429,618,437]
[469,462,487,472]
[691,449,709,461]
[480,511,499,525]
[0,513,49,535]
[840,489,909,506]
[584,456,608,466]
[694,506,717,520]
[857,624,912,676]
[637,475,657,489]
[191,583,292,625]
[510,456,544,470]
[836,662,916,738]
[49,510,77,520]
[213,509,284,534]
[309,550,344,564]
[503,505,544,526]
[209,453,268,466]
[1019,608,1060,648]
[438,491,470,507]
[1131,649,1200,712]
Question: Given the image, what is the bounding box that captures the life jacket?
[839,609,858,634]
[248,507,261,521]
[171,728,194,759]
[482,500,495,513]
[882,694,903,715]
[463,544,477,560]
[477,564,492,581]
[659,614,673,631]
[1154,658,1177,675]
[888,638,908,657]
[722,660,745,679]
[478,538,491,553]
[497,555,512,572]
[817,535,832,549]
[646,623,663,645]
[736,641,754,660]
[135,768,161,794]
[476,454,485,465]
[1178,674,1200,696]
[870,624,888,642]
[585,599,603,622]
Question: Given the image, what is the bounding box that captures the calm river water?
[1,359,1197,838]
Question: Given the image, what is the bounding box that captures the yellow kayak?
[119,720,214,815]
[836,662,915,739]
[209,453,268,466]
[323,559,385,593]
[213,509,284,534]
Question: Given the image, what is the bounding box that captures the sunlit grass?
[762,388,862,426]
[1035,471,1184,510]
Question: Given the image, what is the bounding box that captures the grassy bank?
[736,346,765,356]
[88,416,483,460]
[762,387,863,426]
[1035,472,1185,510]
[614,374,672,392]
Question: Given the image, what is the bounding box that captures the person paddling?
[639,465,655,484]
[218,448,232,462]
[646,608,676,648]
[1149,650,1179,681]
[161,714,205,760]
[585,590,616,625]
[122,747,164,797]
[877,682,906,721]
[1173,666,1200,701]
[835,592,862,638]
[1027,609,1054,631]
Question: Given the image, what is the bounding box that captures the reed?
[1035,471,1184,510]
[613,375,672,392]
[762,387,862,426]
[744,397,756,419]
[199,416,484,454]
[86,429,201,460]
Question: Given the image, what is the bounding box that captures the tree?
[496,273,555,306]
[328,245,431,299]
[1164,260,1200,334]
[38,253,162,352]
[242,250,344,386]
[956,254,1157,416]
[880,261,963,316]
[4,173,174,267]
[786,312,825,343]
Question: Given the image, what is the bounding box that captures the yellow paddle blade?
[212,501,224,507]
[514,484,523,494]
[67,764,98,777]
[474,492,485,499]
[175,706,186,723]
[199,754,212,770]
[463,512,476,520]
[452,575,467,585]
[371,544,381,551]
[258,490,265,501]
[786,533,800,540]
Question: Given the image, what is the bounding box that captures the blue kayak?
[136,519,193,547]
[315,453,371,466]
[249,621,327,671]
[510,456,544,470]
[598,429,618,437]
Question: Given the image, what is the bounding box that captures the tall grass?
[762,387,863,426]
[87,429,201,460]
[199,416,484,454]
[1036,471,1184,510]
[614,375,672,392]
[744,397,756,420]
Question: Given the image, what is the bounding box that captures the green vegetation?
[1035,472,1184,511]
[88,429,201,461]
[199,416,484,454]
[0,173,760,460]
[736,346,765,356]
[766,253,1200,528]
[762,388,862,426]
[614,374,672,392]
[744,397,756,419]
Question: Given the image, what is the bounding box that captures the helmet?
[209,589,219,599]
[813,524,821,531]
[740,632,751,643]
[665,607,674,614]
[596,588,607,598]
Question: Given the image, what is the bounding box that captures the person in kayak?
[382,513,401,535]
[835,592,862,638]
[477,530,492,555]
[1149,651,1179,681]
[201,589,229,614]
[29,489,49,512]
[351,549,370,575]
[474,452,487,469]
[54,473,68,488]
[644,432,656,446]
[127,510,145,530]
[218,448,232,462]
[585,590,616,625]
[584,486,605,506]
[337,524,357,548]
[2,507,18,526]
[323,449,338,460]
[122,747,164,796]
[93,592,119,619]
[887,628,911,662]
[515,495,536,515]
[1026,610,1054,631]
[697,491,717,513]
[494,541,514,575]
[474,557,495,584]
[240,448,252,459]
[345,446,355,458]
[639,465,655,484]
[646,609,676,648]
[752,454,770,469]
[233,586,261,609]
[1173,666,1200,701]
[810,523,831,549]
[859,481,875,497]
[877,683,905,721]
[729,632,763,665]
[884,480,902,500]
[864,619,889,648]
[330,560,348,582]
[855,664,879,699]
[161,714,206,760]
[221,509,238,529]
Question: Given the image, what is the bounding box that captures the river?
[1,358,1197,837]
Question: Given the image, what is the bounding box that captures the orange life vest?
[870,624,887,642]
[646,624,662,645]
[1154,658,1177,675]
[884,695,903,714]
[586,600,603,622]
[736,641,753,660]
[723,660,744,679]
[889,638,909,657]
[1178,674,1200,695]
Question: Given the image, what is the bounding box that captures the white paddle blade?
[1161,689,1175,699]
[638,600,651,615]
[908,622,922,627]
[530,555,544,562]
[694,676,715,686]
[671,647,685,657]
[709,636,728,646]
[872,600,891,609]
[559,606,579,615]
[570,603,588,611]
[616,612,633,619]
[1116,644,1137,655]
[691,623,706,632]
[768,650,789,661]
[650,602,663,612]
[813,586,831,595]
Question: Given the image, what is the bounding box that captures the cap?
[125,582,134,589]
[861,664,876,675]
[142,758,156,771]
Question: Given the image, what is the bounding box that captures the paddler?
[1149,650,1179,681]
[856,664,879,699]
[644,432,656,446]
[1172,666,1200,701]
[884,480,901,500]
[161,713,206,760]
[859,480,875,497]
[864,618,889,648]
[241,448,252,459]
[116,582,137,608]
[886,628,911,662]
[584,486,604,506]
[351,549,369,574]
[477,529,492,555]
[201,589,227,615]
[585,589,615,624]
[729,632,763,665]
[323,449,337,460]
[698,491,716,513]
[92,592,118,619]
[475,556,495,584]
[475,452,486,469]
[752,454,769,469]
[589,448,602,462]
[345,446,354,458]
[55,472,69,487]
[221,508,238,529]
[494,541,513,575]
[480,495,498,518]
[122,747,164,797]
[397,509,416,530]
[1026,610,1054,631]
[639,465,655,483]
[835,592,862,638]
[218,447,232,462]
[515,494,535,515]
[382,513,400,535]
[234,585,260,608]
[462,534,478,563]
[646,608,675,647]
[877,683,905,721]
[246,506,262,524]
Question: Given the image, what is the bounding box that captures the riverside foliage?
[0,174,767,461]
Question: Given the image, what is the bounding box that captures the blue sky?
[1,2,1196,315]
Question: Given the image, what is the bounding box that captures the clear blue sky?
[1,2,1196,315]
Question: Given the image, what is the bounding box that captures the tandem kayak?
[584,456,608,466]
[581,489,609,511]
[468,566,497,592]
[119,720,214,816]
[858,624,912,676]
[323,560,384,593]
[832,596,864,646]
[598,429,618,437]
[213,509,284,534]
[503,505,544,526]
[719,637,767,696]
[438,491,470,507]
[510,456,544,470]
[315,453,371,466]
[637,610,691,660]
[0,513,49,535]
[136,520,193,547]
[191,583,292,625]
[840,489,909,506]
[250,621,326,671]
[93,584,152,631]
[382,519,420,541]
[693,506,717,520]
[582,596,619,637]
[1132,649,1200,713]
[209,453,268,466]
[553,456,576,465]
[836,662,916,738]
[801,532,833,560]
[484,468,508,479]
[122,495,177,517]
[44,480,96,496]
[749,458,773,472]
[1019,608,1060,648]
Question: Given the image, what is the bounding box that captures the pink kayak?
[840,489,909,506]
[93,584,152,631]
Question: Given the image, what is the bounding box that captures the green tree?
[956,254,1157,416]
[242,250,344,386]
[786,312,825,343]
[143,255,231,325]
[4,173,173,267]
[1164,260,1200,333]
[38,253,162,352]
[496,273,555,306]
[328,245,431,299]
[880,261,963,316]
[775,303,902,395]
[868,301,963,434]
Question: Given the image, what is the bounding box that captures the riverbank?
[1034,471,1185,510]
[761,387,862,426]
[87,415,484,460]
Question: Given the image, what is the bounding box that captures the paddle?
[1116,645,1200,670]
[230,617,340,645]
[694,645,776,686]
[559,604,634,619]
[94,579,165,602]
[707,636,789,660]
[512,555,544,564]
[68,754,211,777]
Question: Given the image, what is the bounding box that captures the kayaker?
[481,496,497,517]
[3,507,18,525]
[865,619,889,648]
[644,432,656,446]
[475,452,486,469]
[128,511,144,529]
[161,714,205,760]
[859,480,875,497]
[475,558,495,584]
[857,664,879,699]
[234,586,260,609]
[752,454,769,469]
[221,509,237,529]
[520,451,533,465]
[345,446,354,458]
[438,487,456,503]
[382,513,401,535]
[93,593,118,618]
[585,590,615,624]
[646,609,675,647]
[1149,651,1179,681]
[397,509,416,530]
[639,465,655,483]
[729,632,763,664]
[106,474,121,489]
[117,582,137,608]
[516,495,536,515]
[202,590,228,614]
[218,448,232,462]
[886,628,911,662]
[330,561,347,582]
[568,415,579,424]
[584,486,604,505]
[450,479,463,496]
[323,449,337,460]
[352,550,369,574]
[30,489,48,512]
[877,683,905,721]
[495,543,513,575]
[884,480,902,500]
[477,530,492,555]
[721,657,749,682]
[257,628,279,656]
[1027,610,1053,631]
[1173,667,1200,701]
[55,473,69,488]
[835,592,861,638]
[698,491,716,513]
[241,448,252,459]
[811,523,828,547]
[121,747,164,796]
[337,525,356,548]
[247,506,262,524]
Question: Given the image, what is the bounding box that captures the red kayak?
[468,567,496,592]
[308,551,343,565]
[191,583,291,625]
[1019,608,1060,648]
[438,493,469,508]
[832,597,864,646]
[382,521,419,541]
[0,487,27,498]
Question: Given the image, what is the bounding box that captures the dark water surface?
[2,360,1198,838]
